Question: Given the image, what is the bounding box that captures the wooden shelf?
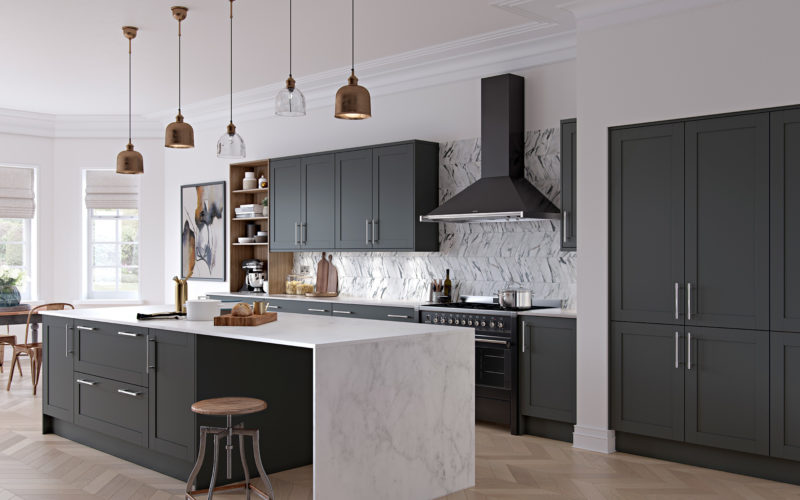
[233,243,269,246]
[232,188,268,194]
[232,216,268,221]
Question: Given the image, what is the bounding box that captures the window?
[0,218,32,299]
[88,208,139,298]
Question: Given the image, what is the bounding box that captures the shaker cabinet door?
[610,123,685,325]
[372,144,415,250]
[269,158,303,251]
[42,317,74,422]
[560,119,577,250]
[301,154,335,249]
[335,149,374,249]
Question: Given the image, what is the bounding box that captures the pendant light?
[275,0,306,117]
[117,26,143,175]
[334,0,371,120]
[165,6,195,148]
[217,0,246,158]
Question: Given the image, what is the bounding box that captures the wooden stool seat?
[191,397,267,416]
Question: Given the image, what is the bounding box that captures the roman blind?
[0,166,35,219]
[85,170,140,209]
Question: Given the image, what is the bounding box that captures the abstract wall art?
[181,181,226,281]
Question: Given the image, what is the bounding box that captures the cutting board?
[326,254,338,294]
[213,312,277,326]
[316,252,329,294]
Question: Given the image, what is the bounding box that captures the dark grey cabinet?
[519,317,576,423]
[685,114,770,331]
[610,123,685,325]
[74,371,148,447]
[771,110,800,333]
[269,158,303,251]
[611,322,684,441]
[332,303,417,322]
[372,144,415,250]
[148,329,197,462]
[301,154,335,249]
[770,331,800,461]
[685,327,769,455]
[42,317,74,422]
[335,149,374,250]
[560,119,576,251]
[73,320,148,386]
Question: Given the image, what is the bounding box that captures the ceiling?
[0,0,539,116]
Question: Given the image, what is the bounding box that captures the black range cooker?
[419,296,561,435]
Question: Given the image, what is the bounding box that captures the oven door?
[475,336,512,390]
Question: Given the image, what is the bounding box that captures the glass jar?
[285,273,314,295]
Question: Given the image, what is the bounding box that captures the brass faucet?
[173,276,188,313]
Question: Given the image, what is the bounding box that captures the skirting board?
[573,425,616,453]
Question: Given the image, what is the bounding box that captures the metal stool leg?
[186,428,209,498]
[239,432,251,500]
[207,432,221,499]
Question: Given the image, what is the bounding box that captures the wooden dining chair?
[6,303,74,395]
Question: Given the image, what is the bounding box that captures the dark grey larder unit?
[560,119,577,250]
[42,316,74,422]
[771,109,800,333]
[270,140,439,252]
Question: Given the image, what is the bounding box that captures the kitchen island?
[39,305,474,500]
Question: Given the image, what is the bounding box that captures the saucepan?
[497,288,532,310]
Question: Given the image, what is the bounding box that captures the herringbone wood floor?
[2,346,800,499]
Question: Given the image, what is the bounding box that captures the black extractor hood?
[420,74,560,223]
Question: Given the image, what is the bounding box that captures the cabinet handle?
[687,332,692,370]
[687,283,692,320]
[64,324,71,357]
[563,211,568,243]
[294,223,299,246]
[76,379,96,386]
[268,305,281,309]
[366,219,370,245]
[117,331,140,337]
[372,219,377,244]
[76,326,95,331]
[387,314,410,319]
[302,223,307,244]
[117,389,141,397]
[307,308,328,313]
[674,282,680,320]
[147,336,156,371]
[332,310,353,314]
[674,331,679,368]
[522,321,527,352]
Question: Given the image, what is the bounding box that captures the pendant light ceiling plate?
[171,6,188,21]
[122,26,138,39]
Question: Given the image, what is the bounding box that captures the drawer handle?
[76,379,96,386]
[268,305,281,309]
[117,331,140,337]
[76,326,96,331]
[387,314,410,319]
[307,308,328,313]
[117,389,141,397]
[332,310,353,314]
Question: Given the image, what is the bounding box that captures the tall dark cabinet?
[269,158,303,250]
[301,154,336,249]
[560,119,577,250]
[42,317,74,422]
[334,149,374,250]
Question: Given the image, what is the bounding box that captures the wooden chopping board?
[316,252,329,294]
[326,254,338,294]
[213,312,277,326]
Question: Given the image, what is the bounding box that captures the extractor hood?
[420,74,560,223]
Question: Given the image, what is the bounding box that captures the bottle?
[443,269,452,299]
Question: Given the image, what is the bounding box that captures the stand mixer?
[241,259,266,292]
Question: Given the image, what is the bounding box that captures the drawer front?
[330,304,417,322]
[73,372,148,446]
[267,299,332,315]
[73,320,148,386]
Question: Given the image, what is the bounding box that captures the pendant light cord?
[178,19,182,114]
[351,0,355,72]
[128,38,132,144]
[230,0,233,124]
[289,0,292,77]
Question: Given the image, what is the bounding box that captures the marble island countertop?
[40,305,466,349]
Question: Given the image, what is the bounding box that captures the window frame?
[0,217,33,300]
[86,208,140,300]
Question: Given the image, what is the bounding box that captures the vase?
[262,205,268,216]
[0,285,21,307]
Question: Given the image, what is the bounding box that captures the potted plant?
[0,266,24,307]
[261,196,269,216]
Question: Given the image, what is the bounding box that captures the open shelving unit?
[229,160,293,293]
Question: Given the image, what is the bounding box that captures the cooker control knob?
[480,321,486,327]
[489,321,495,328]
[497,321,504,329]
[468,320,473,326]
[433,317,438,324]
[448,319,454,325]
[461,319,467,326]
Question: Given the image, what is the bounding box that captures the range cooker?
[419,296,560,435]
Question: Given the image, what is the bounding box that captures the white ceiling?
[0,0,538,116]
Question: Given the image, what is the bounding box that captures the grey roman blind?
[85,170,140,209]
[0,166,35,219]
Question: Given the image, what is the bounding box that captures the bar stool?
[186,397,274,500]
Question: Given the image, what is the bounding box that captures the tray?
[305,292,339,297]
[213,312,277,326]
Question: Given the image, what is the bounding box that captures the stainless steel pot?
[497,288,532,310]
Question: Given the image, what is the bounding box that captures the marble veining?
[294,127,577,309]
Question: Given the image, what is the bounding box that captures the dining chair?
[0,331,21,375]
[6,303,74,395]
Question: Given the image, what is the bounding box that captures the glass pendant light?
[165,6,195,148]
[217,0,246,158]
[335,0,371,120]
[117,26,143,174]
[275,0,306,117]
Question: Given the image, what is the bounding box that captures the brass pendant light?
[217,0,246,158]
[334,0,371,120]
[117,26,144,175]
[275,0,306,117]
[165,6,195,148]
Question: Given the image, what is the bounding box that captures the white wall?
[163,60,577,301]
[575,0,800,448]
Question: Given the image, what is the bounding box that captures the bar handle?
[687,282,692,321]
[65,324,72,357]
[477,338,510,346]
[302,223,307,244]
[268,305,281,310]
[674,282,680,320]
[522,321,527,352]
[117,331,140,337]
[387,314,410,319]
[76,379,96,386]
[372,219,377,244]
[675,331,679,369]
[332,310,353,315]
[147,336,156,371]
[366,219,371,245]
[307,308,328,313]
[687,332,692,370]
[563,211,569,243]
[76,326,96,331]
[117,389,141,397]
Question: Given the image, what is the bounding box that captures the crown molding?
[560,0,730,32]
[148,22,577,127]
[0,108,161,139]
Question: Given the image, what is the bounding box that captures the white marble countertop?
[517,308,577,319]
[207,291,420,309]
[40,305,465,349]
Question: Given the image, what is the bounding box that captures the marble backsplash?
[293,128,577,309]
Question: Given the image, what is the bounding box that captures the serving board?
[213,312,277,326]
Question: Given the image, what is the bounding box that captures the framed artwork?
[181,181,226,281]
